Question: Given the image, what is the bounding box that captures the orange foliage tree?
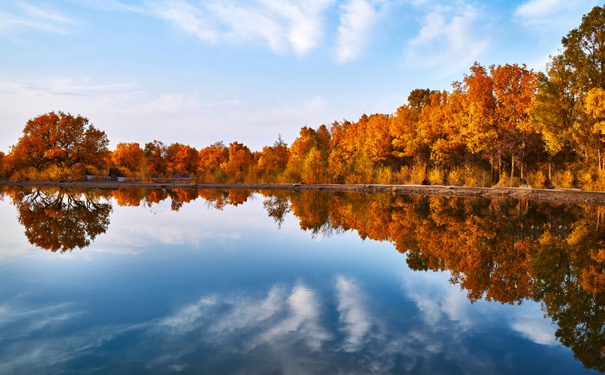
[257,136,290,182]
[10,111,109,175]
[112,142,145,176]
[166,143,199,176]
[221,142,253,182]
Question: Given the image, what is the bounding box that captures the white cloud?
[259,285,332,351]
[336,0,378,62]
[511,319,558,346]
[405,1,489,75]
[335,276,371,351]
[515,0,599,31]
[145,0,334,56]
[0,3,75,35]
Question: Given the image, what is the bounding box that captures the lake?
[0,186,603,374]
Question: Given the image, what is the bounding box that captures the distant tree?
[198,141,229,173]
[144,140,171,177]
[221,142,252,181]
[11,111,109,172]
[112,142,145,175]
[166,143,199,176]
[257,135,290,181]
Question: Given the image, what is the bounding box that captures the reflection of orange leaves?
[112,188,147,207]
[172,189,198,204]
[228,190,251,206]
[198,189,229,210]
[581,248,605,294]
[146,190,168,205]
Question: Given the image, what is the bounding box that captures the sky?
[0,0,601,152]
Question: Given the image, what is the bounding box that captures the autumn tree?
[257,136,290,182]
[198,141,229,183]
[112,142,145,176]
[490,63,540,181]
[10,111,109,174]
[543,5,605,170]
[166,143,199,176]
[144,140,172,177]
[221,142,252,182]
[286,126,329,183]
[533,58,577,180]
[389,104,420,163]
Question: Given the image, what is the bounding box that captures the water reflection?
[4,186,111,252]
[1,186,605,372]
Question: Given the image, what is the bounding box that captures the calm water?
[0,186,603,374]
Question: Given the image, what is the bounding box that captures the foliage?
[10,112,109,178]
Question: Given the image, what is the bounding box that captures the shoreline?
[2,180,605,206]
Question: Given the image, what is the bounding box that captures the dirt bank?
[2,180,605,206]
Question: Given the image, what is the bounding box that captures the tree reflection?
[2,186,605,370]
[7,187,112,253]
[257,191,605,372]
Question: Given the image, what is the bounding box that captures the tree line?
[2,5,605,189]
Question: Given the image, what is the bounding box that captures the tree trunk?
[498,155,502,184]
[548,160,552,181]
[511,155,515,187]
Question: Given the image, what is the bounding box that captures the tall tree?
[11,112,109,171]
[547,5,605,169]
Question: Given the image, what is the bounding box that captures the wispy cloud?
[515,0,599,31]
[139,0,335,56]
[405,1,489,75]
[0,3,76,35]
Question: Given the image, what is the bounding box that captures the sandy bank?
[2,180,605,206]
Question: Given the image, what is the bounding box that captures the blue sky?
[0,0,601,152]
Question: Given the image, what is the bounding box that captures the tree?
[144,140,172,177]
[112,142,145,175]
[257,136,290,181]
[11,111,109,172]
[166,143,199,176]
[533,58,577,180]
[221,142,252,181]
[490,63,540,181]
[546,5,605,169]
[198,142,229,173]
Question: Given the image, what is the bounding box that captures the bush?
[375,166,393,184]
[427,169,444,185]
[527,170,548,189]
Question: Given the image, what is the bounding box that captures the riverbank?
[2,180,605,206]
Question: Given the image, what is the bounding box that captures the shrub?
[527,170,548,189]
[554,170,575,189]
[375,166,393,184]
[427,168,444,185]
